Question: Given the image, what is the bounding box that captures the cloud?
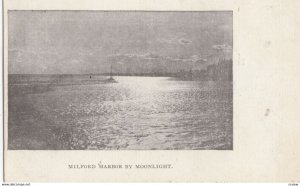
[157,37,192,45]
[9,48,58,55]
[109,53,206,64]
[179,39,191,45]
[157,38,177,44]
[143,53,161,60]
[108,53,151,60]
[212,44,232,52]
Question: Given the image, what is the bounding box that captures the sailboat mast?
[105,63,117,83]
[110,64,112,78]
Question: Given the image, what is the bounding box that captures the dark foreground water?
[8,75,232,150]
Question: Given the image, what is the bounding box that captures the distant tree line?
[176,59,232,81]
[101,59,232,81]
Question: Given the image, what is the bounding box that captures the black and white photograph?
[8,11,233,150]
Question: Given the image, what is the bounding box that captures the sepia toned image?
[8,11,233,150]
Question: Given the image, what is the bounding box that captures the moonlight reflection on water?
[8,75,233,150]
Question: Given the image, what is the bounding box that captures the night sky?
[8,11,232,74]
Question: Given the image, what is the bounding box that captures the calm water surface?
[8,75,232,150]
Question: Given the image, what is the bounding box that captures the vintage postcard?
[7,10,233,151]
[3,0,300,182]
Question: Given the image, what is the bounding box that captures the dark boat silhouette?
[105,64,117,83]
